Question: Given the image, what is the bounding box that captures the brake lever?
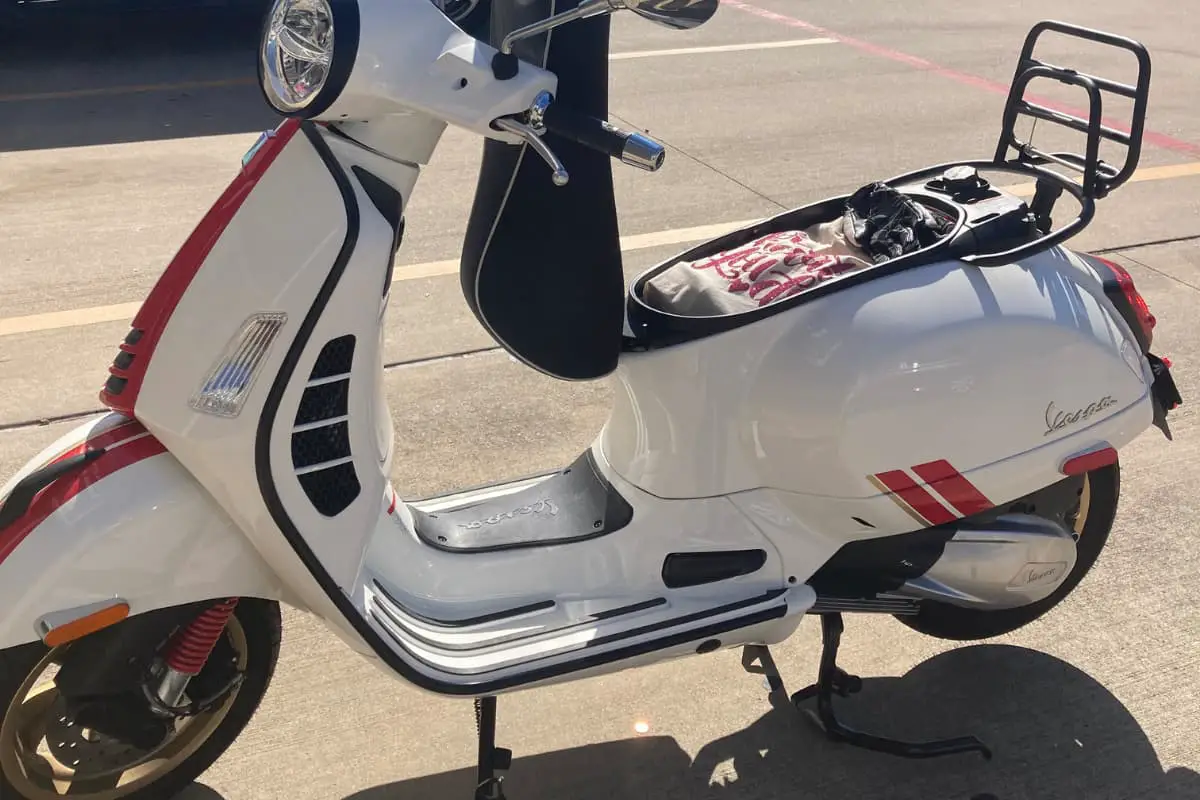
[492,93,570,187]
[491,92,570,186]
[492,117,570,187]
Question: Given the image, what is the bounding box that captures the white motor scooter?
[0,1,1184,798]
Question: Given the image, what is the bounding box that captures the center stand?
[470,613,990,800]
[474,696,512,800]
[742,613,993,760]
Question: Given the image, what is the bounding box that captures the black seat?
[460,1,626,381]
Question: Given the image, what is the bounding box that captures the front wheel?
[0,598,281,800]
[896,463,1120,641]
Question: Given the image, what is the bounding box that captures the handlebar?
[541,104,667,172]
[491,91,667,186]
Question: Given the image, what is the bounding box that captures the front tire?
[0,598,281,800]
[896,463,1120,641]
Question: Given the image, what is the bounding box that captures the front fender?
[0,413,296,649]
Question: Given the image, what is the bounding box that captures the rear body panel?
[603,244,1151,534]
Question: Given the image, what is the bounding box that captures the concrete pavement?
[1,1,1198,798]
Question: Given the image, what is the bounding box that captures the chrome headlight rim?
[258,0,360,119]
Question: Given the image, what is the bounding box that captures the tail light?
[1090,255,1156,350]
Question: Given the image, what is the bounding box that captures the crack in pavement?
[1094,233,1200,255]
[1112,251,1200,295]
[0,346,509,435]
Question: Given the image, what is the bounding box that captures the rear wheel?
[0,598,281,800]
[895,463,1120,641]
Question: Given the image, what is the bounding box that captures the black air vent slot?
[295,379,349,425]
[291,421,351,468]
[297,462,361,517]
[310,334,356,380]
[292,335,360,517]
[662,549,767,589]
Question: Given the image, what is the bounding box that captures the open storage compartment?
[633,190,965,319]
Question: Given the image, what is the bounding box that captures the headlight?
[259,0,359,117]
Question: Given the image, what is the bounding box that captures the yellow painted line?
[2,160,1198,339]
[0,78,256,104]
[1002,160,1200,197]
[0,303,145,338]
[0,39,835,104]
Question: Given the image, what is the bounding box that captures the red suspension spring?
[164,598,239,675]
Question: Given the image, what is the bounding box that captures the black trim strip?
[375,589,784,667]
[1080,252,1152,352]
[375,585,765,657]
[351,166,403,232]
[371,588,666,654]
[374,584,679,634]
[372,599,787,684]
[370,597,512,652]
[589,597,667,621]
[581,589,785,651]
[373,581,554,629]
[251,123,791,696]
[348,166,406,297]
[0,448,106,531]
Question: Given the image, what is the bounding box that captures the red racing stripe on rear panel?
[873,469,957,526]
[911,459,994,517]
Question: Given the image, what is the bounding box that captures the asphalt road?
[1,2,1199,799]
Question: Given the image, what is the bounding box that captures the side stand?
[743,613,992,761]
[474,696,512,800]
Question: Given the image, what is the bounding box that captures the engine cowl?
[891,515,1078,609]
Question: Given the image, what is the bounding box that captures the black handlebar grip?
[540,105,667,173]
[541,104,629,158]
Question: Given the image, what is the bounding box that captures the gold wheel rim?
[0,616,248,800]
[1073,474,1092,538]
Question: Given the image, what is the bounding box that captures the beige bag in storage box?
[642,221,873,317]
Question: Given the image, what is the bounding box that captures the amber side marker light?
[41,602,131,648]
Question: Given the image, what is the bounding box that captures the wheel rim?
[0,617,248,799]
[1073,474,1092,538]
[1003,471,1093,542]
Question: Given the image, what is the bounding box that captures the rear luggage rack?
[995,20,1152,201]
[883,20,1153,267]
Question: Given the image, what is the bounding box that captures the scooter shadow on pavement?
[339,644,1198,800]
[174,785,224,800]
